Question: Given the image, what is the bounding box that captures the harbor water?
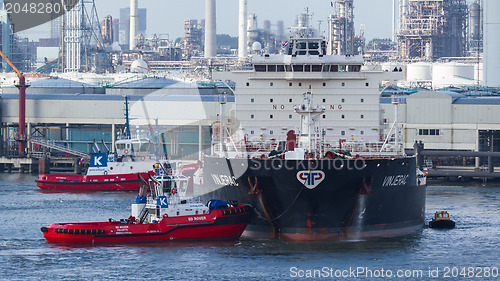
[0,174,498,280]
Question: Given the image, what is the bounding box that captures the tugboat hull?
[36,172,152,191]
[429,220,455,229]
[41,206,251,244]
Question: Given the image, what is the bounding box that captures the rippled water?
[0,174,498,280]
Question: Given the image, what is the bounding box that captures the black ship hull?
[194,156,426,241]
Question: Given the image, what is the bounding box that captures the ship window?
[308,42,319,49]
[342,115,345,119]
[309,50,319,55]
[298,42,307,49]
[430,129,440,135]
[304,65,311,72]
[293,65,303,72]
[323,115,326,119]
[277,65,285,72]
[330,65,338,72]
[270,115,273,119]
[270,131,274,134]
[270,82,274,86]
[361,115,364,119]
[341,82,345,87]
[251,114,254,119]
[251,98,254,102]
[285,65,291,72]
[419,129,430,135]
[322,99,326,103]
[348,65,361,72]
[341,131,346,136]
[251,130,254,134]
[289,115,292,119]
[312,65,322,72]
[289,82,293,86]
[366,83,369,87]
[268,65,276,72]
[298,50,307,55]
[342,98,345,102]
[361,131,364,135]
[289,98,293,102]
[361,99,364,103]
[246,82,249,86]
[255,65,266,72]
[299,83,302,86]
[323,82,326,87]
[339,65,347,72]
[270,98,273,102]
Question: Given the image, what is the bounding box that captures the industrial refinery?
[0,0,499,175]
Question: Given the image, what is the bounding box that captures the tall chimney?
[392,0,397,42]
[484,0,500,87]
[129,0,138,50]
[238,0,247,59]
[204,0,216,57]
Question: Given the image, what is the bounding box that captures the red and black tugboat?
[41,165,251,244]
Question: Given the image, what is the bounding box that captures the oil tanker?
[191,35,426,241]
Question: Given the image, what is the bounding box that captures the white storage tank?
[432,62,474,81]
[130,59,149,73]
[406,62,432,81]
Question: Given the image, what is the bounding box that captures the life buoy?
[124,149,129,155]
[140,156,146,161]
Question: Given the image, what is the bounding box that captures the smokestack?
[129,0,138,50]
[238,0,247,59]
[392,0,397,42]
[204,0,216,58]
[484,0,500,87]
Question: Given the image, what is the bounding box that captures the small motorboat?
[41,166,251,244]
[429,211,455,229]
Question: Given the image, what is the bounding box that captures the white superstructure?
[215,36,393,156]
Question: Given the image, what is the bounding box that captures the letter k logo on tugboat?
[296,170,326,189]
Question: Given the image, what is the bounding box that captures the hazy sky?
[20,0,395,41]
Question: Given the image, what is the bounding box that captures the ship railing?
[29,138,91,159]
[324,141,404,156]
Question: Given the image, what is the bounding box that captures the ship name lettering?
[382,175,409,186]
[211,174,238,186]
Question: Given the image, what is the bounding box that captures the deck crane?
[0,50,29,156]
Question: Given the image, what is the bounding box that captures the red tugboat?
[36,135,159,191]
[41,168,251,244]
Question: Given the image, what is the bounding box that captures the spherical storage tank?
[432,62,474,81]
[406,62,432,81]
[130,59,149,73]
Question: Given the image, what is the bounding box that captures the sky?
[19,0,395,41]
